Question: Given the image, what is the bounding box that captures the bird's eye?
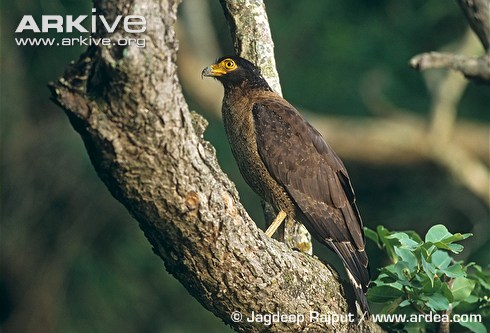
[223,59,237,70]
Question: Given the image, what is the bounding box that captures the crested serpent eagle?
[202,56,370,314]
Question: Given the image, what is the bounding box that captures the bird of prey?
[202,56,370,314]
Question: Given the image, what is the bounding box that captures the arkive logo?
[15,8,146,34]
[14,8,147,48]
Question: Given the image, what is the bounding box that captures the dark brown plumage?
[202,56,370,314]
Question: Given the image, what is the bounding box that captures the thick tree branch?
[49,0,382,332]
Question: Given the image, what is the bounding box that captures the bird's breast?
[221,93,296,216]
[221,97,260,180]
[221,95,272,200]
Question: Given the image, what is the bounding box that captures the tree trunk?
[49,0,384,332]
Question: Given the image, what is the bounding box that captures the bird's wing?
[252,99,369,286]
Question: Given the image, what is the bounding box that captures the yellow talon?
[265,210,287,237]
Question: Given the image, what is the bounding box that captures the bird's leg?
[265,210,287,237]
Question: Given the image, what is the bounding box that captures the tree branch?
[410,0,490,84]
[49,0,383,331]
[410,52,490,84]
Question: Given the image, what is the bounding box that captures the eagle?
[202,56,370,314]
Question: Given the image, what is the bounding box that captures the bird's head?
[201,56,271,91]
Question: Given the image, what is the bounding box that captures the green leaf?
[425,224,452,243]
[404,230,423,243]
[373,271,403,286]
[425,225,471,253]
[425,292,450,311]
[421,255,435,287]
[393,261,413,283]
[440,282,453,302]
[443,232,472,244]
[441,264,466,278]
[379,296,404,314]
[452,277,476,301]
[387,232,420,249]
[376,225,390,239]
[364,227,379,247]
[379,274,397,284]
[386,232,406,241]
[422,275,442,294]
[410,275,424,289]
[457,321,487,333]
[453,295,480,312]
[420,242,437,257]
[380,266,399,280]
[462,294,478,304]
[433,241,464,254]
[377,225,398,262]
[367,285,404,303]
[394,247,418,270]
[431,250,451,270]
[471,264,490,290]
[399,299,411,307]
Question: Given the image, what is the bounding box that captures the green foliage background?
[1,1,488,332]
[366,225,489,332]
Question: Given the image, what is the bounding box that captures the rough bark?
[49,0,383,332]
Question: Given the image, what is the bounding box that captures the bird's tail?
[346,269,370,316]
[331,241,370,316]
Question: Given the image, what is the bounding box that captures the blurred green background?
[1,1,488,332]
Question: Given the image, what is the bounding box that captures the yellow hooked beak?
[201,58,238,78]
[201,64,227,78]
